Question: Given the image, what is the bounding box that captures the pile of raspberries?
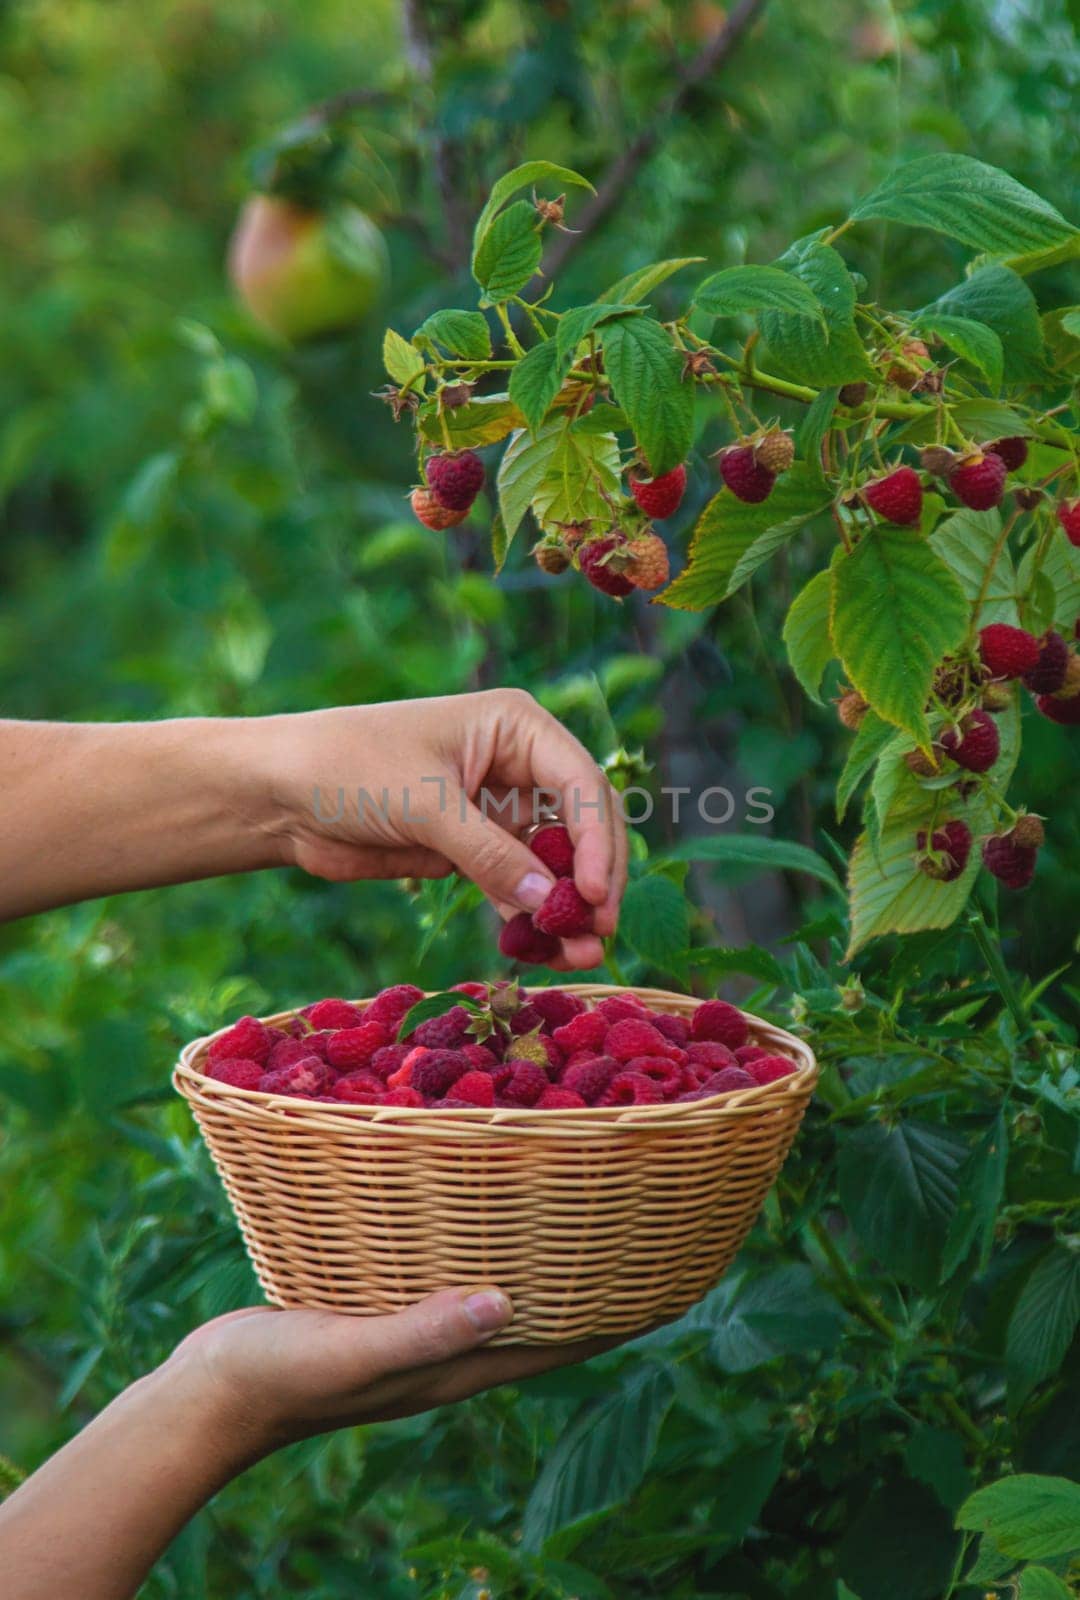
[202,985,797,1111]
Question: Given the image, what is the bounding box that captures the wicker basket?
[173,985,817,1345]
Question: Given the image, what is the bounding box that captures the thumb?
[358,1287,515,1380]
[432,797,554,913]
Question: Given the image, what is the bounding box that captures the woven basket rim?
[173,984,817,1129]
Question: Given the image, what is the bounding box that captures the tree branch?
[539,0,769,281]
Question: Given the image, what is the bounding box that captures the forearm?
[0,1356,265,1600]
[0,718,282,921]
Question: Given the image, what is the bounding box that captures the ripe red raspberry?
[606,1018,669,1061]
[979,623,1041,679]
[628,463,687,519]
[1037,691,1080,725]
[303,999,364,1030]
[209,1015,272,1066]
[381,1086,424,1107]
[718,444,775,503]
[536,1086,587,1109]
[560,1056,619,1102]
[510,1003,545,1036]
[411,1049,469,1099]
[529,988,585,1030]
[206,1058,264,1090]
[453,1070,496,1107]
[595,994,646,1023]
[461,1042,498,1071]
[262,1056,335,1098]
[325,1021,389,1072]
[410,486,468,530]
[734,1045,769,1066]
[987,436,1028,472]
[1057,498,1080,547]
[498,911,561,965]
[687,1040,739,1071]
[624,533,670,591]
[703,1065,757,1095]
[266,1034,317,1072]
[386,1045,429,1089]
[332,1073,385,1103]
[939,709,1000,773]
[982,831,1039,890]
[627,1055,685,1096]
[653,1012,690,1046]
[530,823,575,878]
[502,1061,550,1106]
[364,985,424,1032]
[533,879,593,937]
[1024,631,1070,694]
[916,820,972,882]
[690,1000,749,1049]
[948,452,1007,510]
[425,449,485,511]
[600,1070,663,1106]
[552,1010,608,1055]
[451,981,489,1001]
[863,466,923,526]
[579,536,634,598]
[370,1044,410,1081]
[412,1005,472,1049]
[678,1086,729,1102]
[750,1055,796,1086]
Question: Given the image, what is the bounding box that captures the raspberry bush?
[384,153,1080,954]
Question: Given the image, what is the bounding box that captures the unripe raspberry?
[754,429,795,475]
[1015,486,1044,511]
[717,444,775,503]
[628,463,687,519]
[624,532,670,591]
[939,709,1000,773]
[1011,814,1045,849]
[411,486,468,530]
[425,449,485,511]
[1056,651,1080,700]
[838,382,869,407]
[886,338,930,389]
[981,680,1014,713]
[919,445,958,477]
[905,748,938,777]
[916,820,972,882]
[949,452,1007,511]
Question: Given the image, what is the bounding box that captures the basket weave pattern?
[174,985,817,1344]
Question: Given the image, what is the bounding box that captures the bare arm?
[0,692,627,966]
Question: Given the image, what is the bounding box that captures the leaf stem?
[809,1217,897,1341]
[966,907,1029,1038]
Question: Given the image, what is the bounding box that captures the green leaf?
[705,1265,846,1371]
[521,1367,674,1553]
[683,944,786,987]
[661,463,832,610]
[914,313,1004,390]
[1017,1566,1076,1600]
[1006,1245,1080,1407]
[413,308,492,361]
[599,316,693,475]
[797,385,839,483]
[471,160,593,269]
[760,241,874,385]
[837,1119,968,1292]
[473,201,542,303]
[619,876,690,971]
[508,340,564,434]
[831,528,968,749]
[419,394,525,449]
[957,1475,1080,1559]
[783,570,834,704]
[835,710,894,823]
[556,302,643,368]
[1018,529,1080,632]
[599,257,704,305]
[839,1476,962,1600]
[382,327,426,386]
[662,832,841,893]
[694,264,826,323]
[940,1114,1008,1281]
[930,508,1019,627]
[904,1426,973,1514]
[922,266,1044,384]
[850,155,1077,256]
[497,415,620,544]
[396,991,483,1041]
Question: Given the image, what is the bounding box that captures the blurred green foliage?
[0,0,1078,1594]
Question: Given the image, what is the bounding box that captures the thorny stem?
[809,1218,897,1342]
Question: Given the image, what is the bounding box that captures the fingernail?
[514,871,552,911]
[463,1289,512,1334]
